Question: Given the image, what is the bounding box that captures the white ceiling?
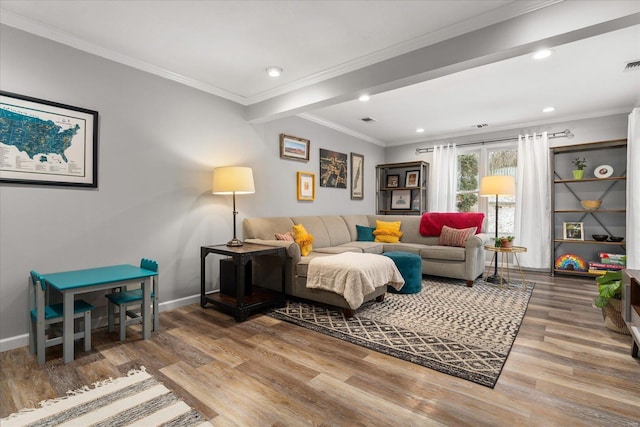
[1,0,639,147]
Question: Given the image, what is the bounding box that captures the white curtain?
[627,109,639,269]
[429,144,457,212]
[515,132,551,269]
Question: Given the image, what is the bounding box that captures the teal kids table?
[41,264,158,363]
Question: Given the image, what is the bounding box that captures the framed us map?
[0,91,98,187]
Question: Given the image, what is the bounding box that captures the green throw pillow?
[356,225,376,242]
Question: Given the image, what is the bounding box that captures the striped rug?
[1,367,212,427]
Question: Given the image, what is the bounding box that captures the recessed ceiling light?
[416,128,424,133]
[266,66,283,77]
[358,95,370,102]
[543,106,555,113]
[532,49,553,60]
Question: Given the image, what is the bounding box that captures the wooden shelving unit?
[376,161,428,215]
[551,139,627,277]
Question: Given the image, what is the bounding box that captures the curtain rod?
[414,129,573,154]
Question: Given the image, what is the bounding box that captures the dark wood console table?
[200,243,286,321]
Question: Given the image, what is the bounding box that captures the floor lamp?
[479,175,516,282]
[212,166,255,246]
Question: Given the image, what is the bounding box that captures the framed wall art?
[297,171,315,201]
[319,148,347,188]
[563,222,584,240]
[405,170,420,187]
[350,152,364,200]
[386,175,400,188]
[280,133,310,162]
[0,91,99,187]
[391,189,411,210]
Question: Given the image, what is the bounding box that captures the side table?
[484,245,528,290]
[201,243,286,321]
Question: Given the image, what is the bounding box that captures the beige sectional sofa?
[242,214,490,314]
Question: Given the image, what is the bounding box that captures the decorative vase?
[501,239,512,248]
[602,299,630,335]
[572,169,584,179]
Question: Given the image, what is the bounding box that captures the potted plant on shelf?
[593,270,630,335]
[572,157,587,179]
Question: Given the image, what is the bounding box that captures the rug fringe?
[2,366,147,419]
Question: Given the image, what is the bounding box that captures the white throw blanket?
[306,252,405,310]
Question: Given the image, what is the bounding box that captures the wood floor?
[2,272,639,426]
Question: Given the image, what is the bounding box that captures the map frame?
[0,91,98,188]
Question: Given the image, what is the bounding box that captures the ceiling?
[1,1,639,147]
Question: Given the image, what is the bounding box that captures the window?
[456,152,479,212]
[456,144,517,235]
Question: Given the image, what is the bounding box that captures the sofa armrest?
[244,238,301,262]
[465,233,491,249]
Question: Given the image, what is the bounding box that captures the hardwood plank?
[2,272,640,425]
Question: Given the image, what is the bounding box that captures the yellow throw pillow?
[292,223,314,256]
[373,220,403,243]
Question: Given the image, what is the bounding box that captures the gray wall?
[0,25,384,346]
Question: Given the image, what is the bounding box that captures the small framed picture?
[297,171,315,201]
[405,170,420,187]
[386,174,400,188]
[350,152,364,200]
[280,134,310,162]
[563,222,584,240]
[391,189,411,209]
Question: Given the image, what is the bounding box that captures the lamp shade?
[212,166,255,195]
[479,175,515,196]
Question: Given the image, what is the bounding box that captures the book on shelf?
[598,252,626,266]
[588,269,608,276]
[588,262,624,271]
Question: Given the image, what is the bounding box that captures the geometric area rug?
[0,367,212,427]
[268,276,534,388]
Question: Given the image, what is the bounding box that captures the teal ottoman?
[383,252,422,294]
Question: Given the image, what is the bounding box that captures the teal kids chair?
[105,258,159,341]
[29,271,94,365]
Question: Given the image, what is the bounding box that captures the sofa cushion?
[320,216,353,246]
[313,246,362,255]
[356,224,376,241]
[343,242,384,254]
[291,216,331,248]
[243,217,294,240]
[420,245,466,261]
[292,224,314,256]
[373,220,403,243]
[439,225,477,247]
[342,215,373,241]
[295,252,331,277]
[382,243,423,255]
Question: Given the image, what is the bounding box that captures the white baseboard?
[0,293,204,353]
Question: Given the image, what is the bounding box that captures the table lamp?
[479,175,516,282]
[212,166,255,246]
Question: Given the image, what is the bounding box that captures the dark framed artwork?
[319,148,347,188]
[386,175,400,188]
[0,91,98,187]
[280,133,310,162]
[350,152,364,200]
